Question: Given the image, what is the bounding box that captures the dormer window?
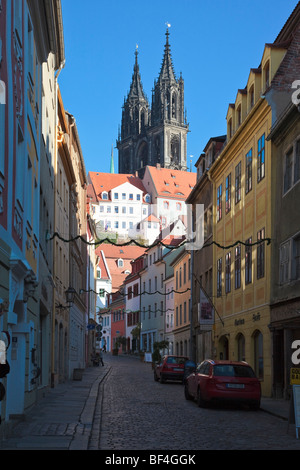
[237,105,241,127]
[117,259,124,268]
[102,192,108,200]
[264,61,270,91]
[228,118,233,139]
[250,85,254,109]
[145,194,151,203]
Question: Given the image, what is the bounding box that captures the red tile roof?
[88,172,147,202]
[146,166,196,199]
[96,244,146,292]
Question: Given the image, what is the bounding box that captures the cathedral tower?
[117,27,189,175]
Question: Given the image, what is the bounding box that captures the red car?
[184,359,261,410]
[154,355,189,383]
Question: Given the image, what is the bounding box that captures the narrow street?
[96,355,300,451]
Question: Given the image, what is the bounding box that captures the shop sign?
[291,368,300,385]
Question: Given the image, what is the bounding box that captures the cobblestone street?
[98,355,300,451]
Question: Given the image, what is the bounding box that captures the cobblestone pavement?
[1,354,300,452]
[98,355,300,451]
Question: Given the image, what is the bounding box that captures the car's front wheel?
[197,387,206,408]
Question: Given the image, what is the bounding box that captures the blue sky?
[59,0,298,175]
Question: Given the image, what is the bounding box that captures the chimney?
[156,163,161,170]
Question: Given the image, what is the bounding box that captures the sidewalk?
[0,362,111,450]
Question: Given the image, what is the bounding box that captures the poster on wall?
[198,287,214,327]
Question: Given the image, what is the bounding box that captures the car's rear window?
[166,357,187,365]
[213,365,256,378]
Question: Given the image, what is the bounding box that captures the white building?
[87,173,153,243]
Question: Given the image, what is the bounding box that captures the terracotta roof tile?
[88,172,147,202]
[147,166,196,199]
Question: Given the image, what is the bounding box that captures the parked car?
[184,359,261,410]
[154,355,189,383]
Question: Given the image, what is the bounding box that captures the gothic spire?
[127,46,148,102]
[158,26,176,84]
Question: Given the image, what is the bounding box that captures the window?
[114,206,119,213]
[245,149,252,194]
[217,184,222,222]
[127,286,132,299]
[257,228,265,279]
[249,85,254,109]
[245,237,252,285]
[102,192,108,200]
[225,174,231,214]
[99,289,105,298]
[122,193,126,200]
[137,194,141,201]
[225,252,231,293]
[235,245,241,289]
[129,194,133,200]
[293,235,300,280]
[284,141,300,194]
[257,134,265,182]
[114,192,118,199]
[122,206,126,214]
[176,202,181,210]
[264,61,269,90]
[237,105,241,127]
[279,240,290,284]
[118,258,123,267]
[217,258,222,297]
[235,161,241,203]
[97,268,101,279]
[163,201,169,209]
[129,207,133,214]
[114,221,119,229]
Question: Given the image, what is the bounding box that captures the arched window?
[236,333,245,361]
[253,330,263,379]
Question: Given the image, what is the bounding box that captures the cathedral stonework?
[117,28,189,176]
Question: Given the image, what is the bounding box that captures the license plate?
[174,368,182,371]
[226,383,244,389]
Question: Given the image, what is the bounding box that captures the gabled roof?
[96,244,146,292]
[145,165,196,199]
[88,172,147,202]
[97,250,110,280]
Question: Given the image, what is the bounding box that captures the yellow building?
[208,40,288,397]
[171,249,191,357]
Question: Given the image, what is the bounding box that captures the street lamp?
[65,286,76,307]
[56,286,76,310]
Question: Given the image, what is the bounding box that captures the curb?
[69,366,111,450]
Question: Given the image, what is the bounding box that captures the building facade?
[187,136,225,363]
[0,0,64,436]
